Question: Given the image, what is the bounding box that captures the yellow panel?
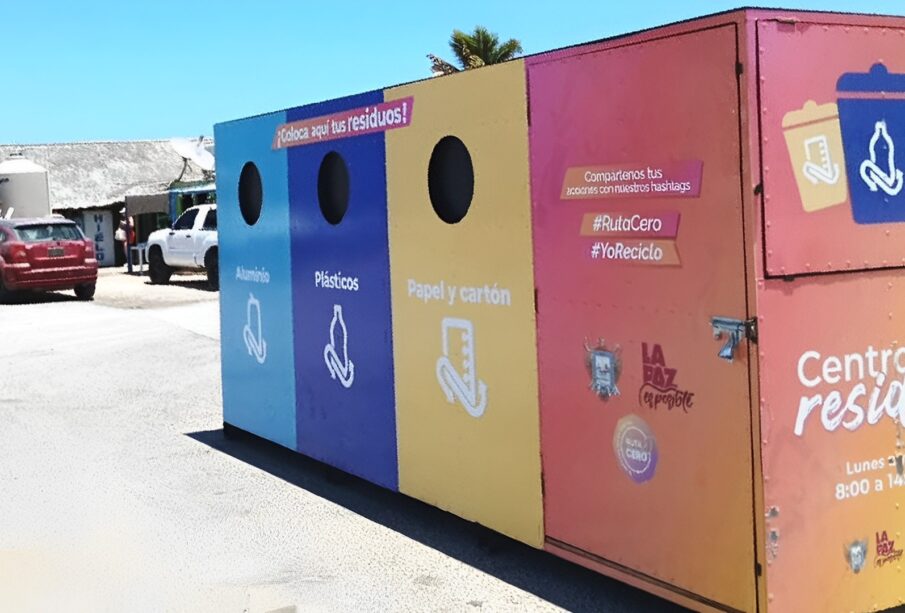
[385,61,543,547]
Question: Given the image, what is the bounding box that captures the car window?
[202,209,217,231]
[14,223,82,242]
[173,209,199,231]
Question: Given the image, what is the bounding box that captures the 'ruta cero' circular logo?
[613,414,658,483]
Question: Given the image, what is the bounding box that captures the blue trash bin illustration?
[837,63,905,224]
[286,92,398,490]
[215,111,298,449]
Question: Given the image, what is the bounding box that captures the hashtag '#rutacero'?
[592,215,604,232]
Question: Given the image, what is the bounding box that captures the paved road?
[0,277,684,613]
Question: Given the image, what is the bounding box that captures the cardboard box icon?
[781,100,848,212]
[837,63,905,224]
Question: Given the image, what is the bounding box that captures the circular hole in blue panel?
[318,151,350,225]
[238,162,263,226]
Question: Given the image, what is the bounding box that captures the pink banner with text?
[273,97,414,149]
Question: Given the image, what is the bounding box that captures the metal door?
[528,23,757,611]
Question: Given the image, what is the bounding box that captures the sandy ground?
[0,270,683,613]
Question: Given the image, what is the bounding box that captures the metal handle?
[711,317,754,362]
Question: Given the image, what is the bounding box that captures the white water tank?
[0,152,51,219]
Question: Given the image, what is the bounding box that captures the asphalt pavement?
[0,271,684,613]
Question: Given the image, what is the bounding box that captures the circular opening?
[238,162,263,226]
[318,151,350,225]
[428,136,474,224]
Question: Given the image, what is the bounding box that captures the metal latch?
[711,317,757,362]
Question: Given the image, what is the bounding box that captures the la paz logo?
[876,530,904,567]
[640,343,695,412]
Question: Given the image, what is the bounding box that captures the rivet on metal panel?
[890,283,894,290]
[766,221,772,228]
[890,313,894,320]
[766,506,779,519]
[768,249,773,257]
[886,230,892,236]
[768,594,774,602]
[806,262,811,270]
[846,261,851,268]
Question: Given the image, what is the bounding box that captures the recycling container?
[530,8,905,613]
[385,62,544,546]
[283,92,398,489]
[216,111,298,449]
[217,7,905,612]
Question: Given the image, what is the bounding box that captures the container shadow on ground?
[187,427,687,613]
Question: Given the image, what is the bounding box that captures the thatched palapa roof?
[0,139,213,211]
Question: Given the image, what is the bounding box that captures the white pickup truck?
[145,204,218,290]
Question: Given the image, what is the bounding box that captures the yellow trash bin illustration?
[782,100,849,212]
[384,61,544,547]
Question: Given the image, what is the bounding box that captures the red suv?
[0,218,99,301]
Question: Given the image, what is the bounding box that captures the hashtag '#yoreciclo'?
[590,242,602,259]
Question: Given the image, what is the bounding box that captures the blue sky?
[3,0,901,144]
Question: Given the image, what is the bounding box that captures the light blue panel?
[215,111,296,449]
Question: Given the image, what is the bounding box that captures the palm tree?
[428,26,523,75]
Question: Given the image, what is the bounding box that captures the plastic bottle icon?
[782,100,849,212]
[860,121,904,196]
[837,63,905,224]
[324,304,354,388]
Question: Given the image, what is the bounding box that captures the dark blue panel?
[287,91,398,490]
[838,64,905,225]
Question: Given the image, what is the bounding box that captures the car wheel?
[0,277,14,304]
[205,248,219,291]
[74,283,96,301]
[148,247,172,285]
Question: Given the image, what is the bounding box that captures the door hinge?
[736,61,744,76]
[711,316,758,362]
